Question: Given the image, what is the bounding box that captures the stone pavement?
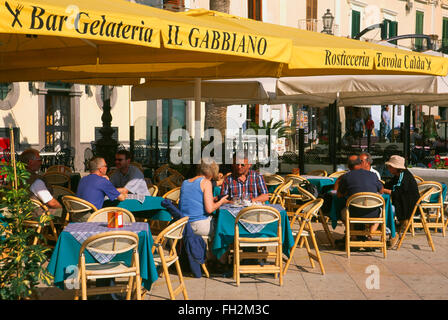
[36,222,448,300]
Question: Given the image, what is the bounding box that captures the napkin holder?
[107,211,123,228]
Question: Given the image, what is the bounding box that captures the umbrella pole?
[9,126,17,190]
[404,104,411,166]
[194,78,202,164]
[129,86,135,160]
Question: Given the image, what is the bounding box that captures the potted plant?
[0,161,53,300]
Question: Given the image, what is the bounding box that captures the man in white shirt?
[360,152,381,180]
[19,148,62,216]
[110,150,150,196]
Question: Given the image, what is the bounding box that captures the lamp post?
[321,9,334,35]
[95,85,118,168]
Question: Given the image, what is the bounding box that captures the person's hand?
[218,194,231,205]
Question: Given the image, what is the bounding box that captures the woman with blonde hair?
[179,158,230,237]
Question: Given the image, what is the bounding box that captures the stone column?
[69,85,83,171]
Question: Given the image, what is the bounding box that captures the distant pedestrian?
[365,114,374,151]
[380,106,391,142]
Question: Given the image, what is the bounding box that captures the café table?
[266,176,336,195]
[328,191,396,238]
[47,221,158,291]
[301,175,336,194]
[211,203,295,260]
[104,196,172,222]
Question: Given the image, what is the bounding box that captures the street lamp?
[321,9,334,35]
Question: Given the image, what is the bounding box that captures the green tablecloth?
[211,205,294,260]
[267,177,336,194]
[47,224,158,291]
[104,196,172,221]
[329,192,396,238]
[429,183,447,203]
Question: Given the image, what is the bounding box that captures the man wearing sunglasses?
[220,152,269,203]
[109,150,150,196]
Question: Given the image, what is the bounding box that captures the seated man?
[220,153,269,203]
[360,152,381,180]
[19,148,63,217]
[336,155,383,249]
[76,157,126,220]
[110,150,149,196]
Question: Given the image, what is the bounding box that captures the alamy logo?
[365,265,380,290]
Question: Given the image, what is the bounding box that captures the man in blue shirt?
[77,157,127,214]
[336,155,383,249]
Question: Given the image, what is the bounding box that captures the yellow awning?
[1,6,447,84]
[0,0,292,71]
[183,9,448,76]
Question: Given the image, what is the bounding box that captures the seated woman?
[383,155,420,247]
[179,158,230,237]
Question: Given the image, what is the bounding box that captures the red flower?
[445,158,448,166]
[428,163,432,168]
[435,154,441,160]
[435,158,440,163]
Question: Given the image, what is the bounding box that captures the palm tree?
[210,0,230,12]
[204,0,231,138]
[249,119,289,139]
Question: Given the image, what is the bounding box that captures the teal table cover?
[211,205,294,260]
[104,196,172,221]
[47,222,158,291]
[429,183,447,203]
[329,192,396,237]
[267,177,336,194]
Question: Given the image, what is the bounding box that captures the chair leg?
[396,214,415,250]
[126,276,134,300]
[308,228,325,275]
[278,244,283,286]
[303,237,315,269]
[80,265,87,300]
[135,274,142,300]
[420,211,436,252]
[162,262,175,300]
[318,210,335,247]
[235,244,240,286]
[174,260,189,300]
[201,264,210,278]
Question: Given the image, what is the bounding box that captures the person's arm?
[46,197,63,209]
[253,174,269,203]
[30,179,62,209]
[203,179,230,214]
[252,193,270,203]
[117,192,127,201]
[336,176,346,198]
[117,187,129,195]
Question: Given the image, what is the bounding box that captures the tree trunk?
[205,0,230,138]
[210,0,230,12]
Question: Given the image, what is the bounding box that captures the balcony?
[298,19,340,36]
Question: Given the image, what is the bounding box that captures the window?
[415,11,424,51]
[0,83,12,101]
[306,0,317,31]
[442,17,448,52]
[248,0,262,21]
[382,19,398,44]
[162,99,186,144]
[351,10,361,39]
[306,0,317,19]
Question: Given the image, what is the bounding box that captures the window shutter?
[351,10,361,39]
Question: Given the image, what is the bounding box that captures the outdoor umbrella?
[2,7,448,84]
[0,0,293,84]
